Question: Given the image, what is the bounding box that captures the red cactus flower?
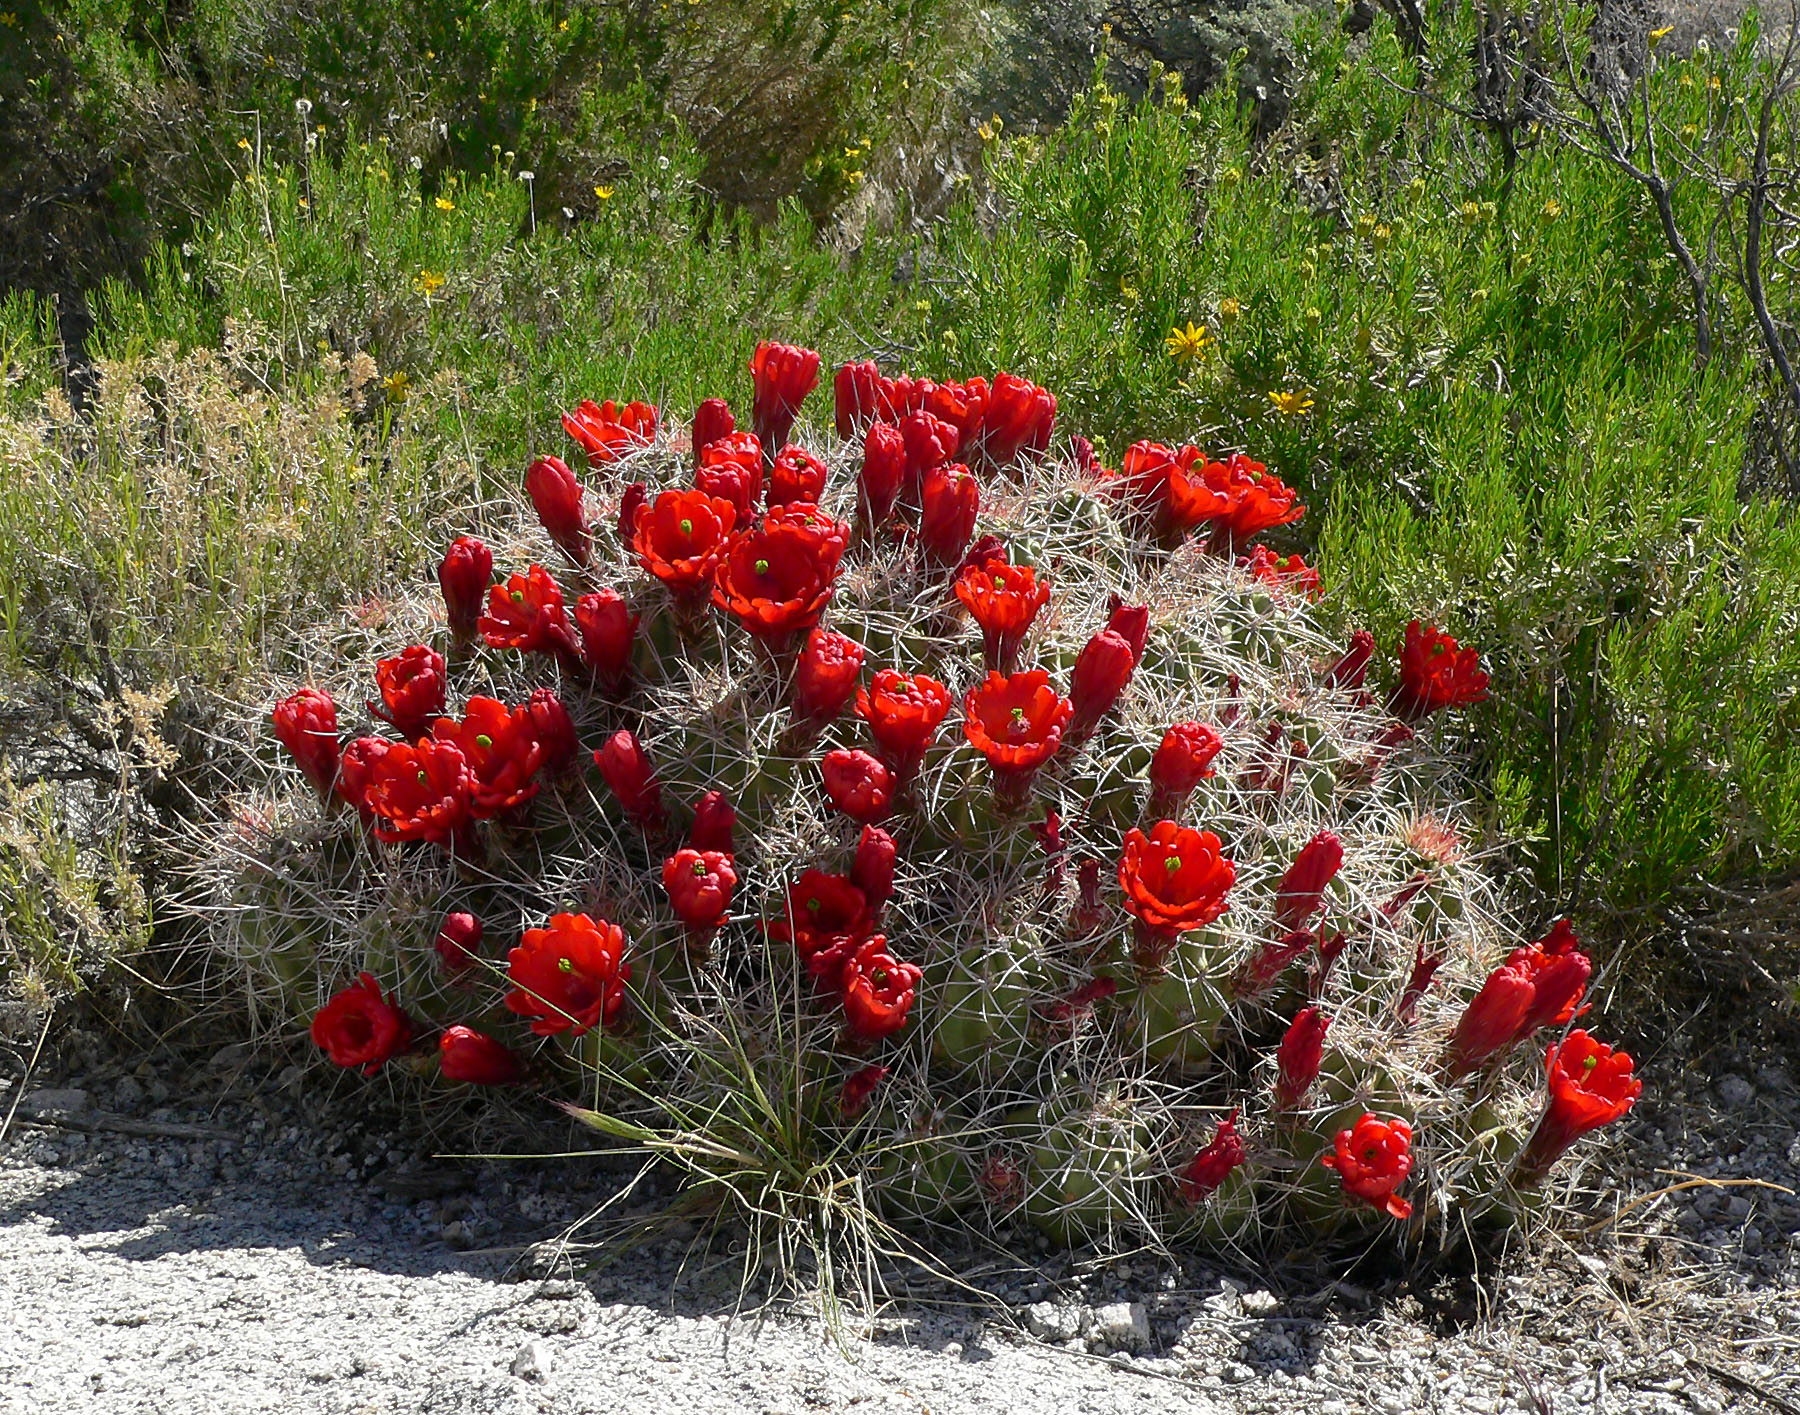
[792,627,866,725]
[765,869,872,986]
[432,695,547,817]
[749,341,821,452]
[438,535,494,640]
[561,398,657,467]
[1275,1007,1331,1109]
[838,1062,890,1119]
[1148,720,1225,815]
[526,455,592,566]
[593,728,665,826]
[858,422,906,531]
[594,729,665,829]
[900,410,962,501]
[712,503,848,641]
[438,1025,522,1085]
[822,748,895,823]
[1509,920,1592,1039]
[1068,629,1137,742]
[1240,544,1322,600]
[1214,453,1305,542]
[273,687,341,800]
[1105,597,1150,662]
[689,790,737,854]
[962,670,1074,808]
[1397,941,1442,1025]
[695,430,765,519]
[311,972,413,1074]
[525,688,579,775]
[1391,621,1490,721]
[1178,1110,1247,1204]
[631,489,738,601]
[980,371,1056,471]
[852,825,898,909]
[1518,1031,1643,1179]
[1117,441,1230,541]
[840,936,923,1044]
[919,465,981,566]
[1322,1113,1415,1220]
[370,645,447,740]
[505,912,630,1037]
[1324,630,1376,691]
[364,739,476,847]
[691,397,736,466]
[922,378,987,456]
[662,848,738,935]
[768,444,828,506]
[1273,830,1345,932]
[856,670,952,782]
[1118,821,1236,971]
[617,481,648,543]
[954,555,1050,671]
[480,565,580,660]
[1447,961,1536,1077]
[834,361,902,437]
[1232,928,1317,999]
[435,911,483,974]
[574,589,639,691]
[336,735,390,816]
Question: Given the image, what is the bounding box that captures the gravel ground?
[4,1022,1798,1415]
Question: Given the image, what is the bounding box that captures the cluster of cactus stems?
[217,342,1641,1256]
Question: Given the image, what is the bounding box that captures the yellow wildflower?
[1542,198,1563,219]
[1372,222,1392,252]
[1269,388,1315,417]
[435,196,455,212]
[1165,321,1213,365]
[383,371,411,403]
[1218,296,1242,328]
[412,269,446,297]
[1649,25,1673,45]
[594,185,615,200]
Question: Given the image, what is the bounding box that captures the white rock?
[1024,1301,1085,1343]
[1241,1289,1280,1317]
[1086,1301,1150,1353]
[510,1340,553,1382]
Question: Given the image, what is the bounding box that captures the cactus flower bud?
[1274,1007,1330,1108]
[1273,830,1344,932]
[525,455,592,566]
[438,535,493,640]
[594,729,665,829]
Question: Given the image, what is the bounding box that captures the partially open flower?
[1273,830,1344,932]
[791,627,866,725]
[838,1062,890,1118]
[1240,544,1322,600]
[750,341,821,452]
[1518,1031,1642,1180]
[505,912,630,1037]
[524,688,579,775]
[631,489,738,601]
[856,670,952,782]
[695,431,765,518]
[1213,453,1305,543]
[438,1025,522,1085]
[919,464,980,566]
[768,444,828,506]
[662,848,738,937]
[616,482,648,543]
[900,410,961,502]
[712,503,848,642]
[1508,920,1592,1039]
[980,371,1056,472]
[479,565,580,660]
[852,825,898,910]
[435,911,483,974]
[1274,1007,1330,1108]
[1324,630,1376,691]
[1390,621,1489,721]
[834,360,900,437]
[922,378,987,456]
[821,748,894,823]
[840,936,923,1044]
[438,535,494,640]
[1068,629,1136,742]
[962,670,1074,808]
[764,869,872,988]
[574,589,639,691]
[335,736,390,816]
[311,972,413,1074]
[954,555,1050,671]
[1321,1113,1415,1220]
[432,695,547,817]
[1446,961,1535,1077]
[1148,720,1224,816]
[561,398,657,466]
[273,687,341,801]
[1178,1110,1247,1204]
[526,454,592,566]
[1104,597,1150,662]
[363,739,476,847]
[594,729,665,829]
[1118,821,1236,972]
[371,645,447,740]
[857,422,906,531]
[691,397,735,467]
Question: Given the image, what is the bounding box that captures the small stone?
[1241,1289,1280,1317]
[1716,1076,1755,1109]
[1025,1302,1085,1343]
[1684,1391,1724,1415]
[1221,1361,1255,1384]
[441,1220,473,1248]
[20,1089,90,1117]
[32,1145,62,1166]
[1086,1301,1150,1353]
[942,1342,963,1358]
[511,1340,554,1382]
